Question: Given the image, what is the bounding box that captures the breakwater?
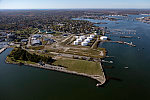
[108,41,136,47]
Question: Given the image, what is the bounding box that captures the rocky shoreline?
[5,58,106,86]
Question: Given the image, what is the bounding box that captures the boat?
[138,37,141,39]
[96,83,101,87]
[124,67,129,69]
[120,36,133,38]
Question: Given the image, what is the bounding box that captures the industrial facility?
[100,36,108,40]
[73,34,95,46]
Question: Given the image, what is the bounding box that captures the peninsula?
[0,10,109,85]
[6,32,106,85]
[2,9,149,86]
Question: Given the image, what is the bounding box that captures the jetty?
[120,36,141,39]
[108,41,136,47]
[120,36,134,38]
[0,48,7,54]
[105,56,114,58]
[101,60,113,63]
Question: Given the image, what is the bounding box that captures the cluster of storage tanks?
[73,34,95,46]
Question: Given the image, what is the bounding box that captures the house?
[7,33,16,38]
[63,34,68,37]
[44,38,55,44]
[32,34,42,39]
[21,39,28,42]
[7,33,16,41]
[21,39,28,44]
[32,40,42,46]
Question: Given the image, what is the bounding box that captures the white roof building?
[100,36,108,40]
[94,32,98,35]
[90,35,95,38]
[81,42,88,46]
[31,37,37,40]
[84,39,91,43]
[87,37,93,40]
[32,40,42,46]
[73,41,79,45]
[76,39,82,42]
[32,34,42,38]
[75,36,79,39]
[79,36,85,40]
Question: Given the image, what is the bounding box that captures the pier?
[101,60,113,63]
[108,41,136,47]
[120,36,141,39]
[120,36,134,38]
[0,48,7,54]
[105,56,115,58]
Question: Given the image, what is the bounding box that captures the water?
[0,42,8,49]
[0,15,150,100]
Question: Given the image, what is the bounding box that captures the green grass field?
[28,46,44,50]
[6,56,36,65]
[52,58,103,76]
[66,48,106,58]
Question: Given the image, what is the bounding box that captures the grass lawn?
[52,58,103,76]
[28,46,44,50]
[66,48,106,58]
[6,56,36,65]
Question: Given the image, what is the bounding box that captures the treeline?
[8,48,55,64]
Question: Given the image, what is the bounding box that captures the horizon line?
[0,8,150,10]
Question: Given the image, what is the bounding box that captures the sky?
[0,0,150,9]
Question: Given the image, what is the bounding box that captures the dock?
[105,56,114,58]
[101,60,113,63]
[120,36,134,38]
[0,48,7,54]
[120,36,141,39]
[108,41,136,47]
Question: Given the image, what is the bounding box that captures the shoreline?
[5,58,106,86]
[0,47,7,54]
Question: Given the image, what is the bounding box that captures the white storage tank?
[81,42,88,46]
[90,35,95,38]
[94,32,98,35]
[79,36,85,40]
[87,37,93,40]
[31,38,36,40]
[84,39,90,43]
[74,41,79,45]
[76,39,82,42]
[75,36,79,39]
[100,36,108,40]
